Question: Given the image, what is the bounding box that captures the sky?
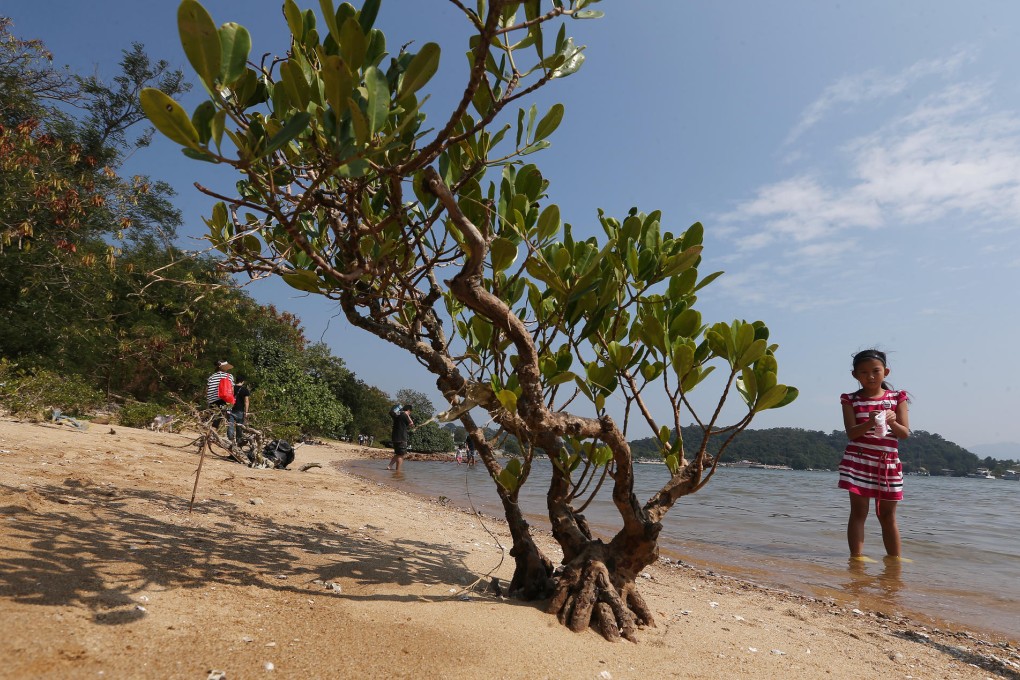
[6,1,1020,452]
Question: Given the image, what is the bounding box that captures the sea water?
[342,459,1020,639]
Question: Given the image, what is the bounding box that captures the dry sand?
[0,418,1016,680]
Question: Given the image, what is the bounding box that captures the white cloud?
[785,48,974,145]
[715,51,1020,308]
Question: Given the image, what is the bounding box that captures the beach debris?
[207,671,226,680]
[888,651,905,663]
[266,642,276,647]
[733,615,744,621]
[771,649,786,655]
[135,605,147,612]
[851,608,864,615]
[598,672,612,679]
[327,582,342,594]
[748,647,758,653]
[275,574,287,580]
[264,662,275,671]
[250,497,264,505]
[242,636,254,643]
[679,610,691,616]
[639,572,652,579]
[709,601,719,608]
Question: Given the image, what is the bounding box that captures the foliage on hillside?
[0,19,418,444]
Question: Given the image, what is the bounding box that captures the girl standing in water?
[838,349,911,559]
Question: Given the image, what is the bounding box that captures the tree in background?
[148,0,796,640]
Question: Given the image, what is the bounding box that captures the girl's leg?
[847,493,870,556]
[876,499,901,557]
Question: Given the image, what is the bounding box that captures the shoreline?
[1,419,1017,679]
[341,456,1016,646]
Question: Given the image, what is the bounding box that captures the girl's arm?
[886,400,910,439]
[843,402,878,439]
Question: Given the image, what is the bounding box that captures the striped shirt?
[206,371,235,405]
[837,389,908,500]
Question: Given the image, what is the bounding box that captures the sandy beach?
[0,418,1016,680]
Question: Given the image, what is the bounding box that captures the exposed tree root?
[547,548,655,642]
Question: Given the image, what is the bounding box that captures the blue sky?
[6,1,1020,452]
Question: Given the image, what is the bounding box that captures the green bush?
[116,401,170,429]
[408,422,455,453]
[0,367,104,418]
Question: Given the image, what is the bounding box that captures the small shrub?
[117,402,167,429]
[0,367,104,418]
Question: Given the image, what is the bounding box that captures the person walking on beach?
[465,435,476,467]
[837,349,910,560]
[387,404,414,471]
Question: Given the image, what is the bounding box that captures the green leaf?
[320,55,353,116]
[284,0,304,38]
[573,10,605,19]
[497,468,519,492]
[533,103,564,142]
[210,108,226,151]
[496,389,518,413]
[490,237,518,273]
[738,338,767,369]
[364,66,389,134]
[755,385,789,412]
[358,0,381,32]
[262,112,311,156]
[658,425,670,444]
[399,42,441,99]
[339,16,367,69]
[218,22,251,86]
[182,147,219,163]
[318,0,339,41]
[282,268,322,293]
[140,88,201,149]
[191,100,216,145]
[536,204,560,241]
[178,0,221,90]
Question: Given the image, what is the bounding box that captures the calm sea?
[342,459,1020,640]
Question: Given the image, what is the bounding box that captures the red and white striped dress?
[837,389,907,501]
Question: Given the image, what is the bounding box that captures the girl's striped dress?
[837,389,908,501]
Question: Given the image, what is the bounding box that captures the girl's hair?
[851,348,897,394]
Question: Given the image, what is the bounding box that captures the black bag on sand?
[263,440,295,469]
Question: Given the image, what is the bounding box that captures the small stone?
[598,672,612,680]
[733,615,745,621]
[263,662,274,671]
[889,651,905,663]
[709,601,719,608]
[265,642,276,647]
[771,649,785,655]
[748,647,758,653]
[135,605,147,612]
[851,608,864,615]
[207,671,226,680]
[250,498,264,505]
[242,636,254,643]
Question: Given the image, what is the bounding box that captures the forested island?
[629,426,1018,477]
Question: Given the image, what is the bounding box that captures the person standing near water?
[387,404,414,471]
[838,349,910,560]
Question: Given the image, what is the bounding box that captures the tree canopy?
[146,0,798,640]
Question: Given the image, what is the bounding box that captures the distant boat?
[965,468,996,479]
[1003,469,1020,481]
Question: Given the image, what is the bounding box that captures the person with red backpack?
[205,359,236,433]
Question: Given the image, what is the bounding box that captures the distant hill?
[629,426,1016,476]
